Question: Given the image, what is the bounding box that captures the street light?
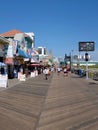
[71,50,73,70]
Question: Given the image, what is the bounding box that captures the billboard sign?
[79,42,95,51]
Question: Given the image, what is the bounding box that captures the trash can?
[78,69,82,76]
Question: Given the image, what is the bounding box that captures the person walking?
[57,67,61,75]
[63,67,68,77]
[43,67,49,80]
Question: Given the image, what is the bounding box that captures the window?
[44,48,46,55]
[38,48,42,54]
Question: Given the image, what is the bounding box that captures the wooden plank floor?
[0,73,98,130]
[0,74,52,130]
[36,73,98,130]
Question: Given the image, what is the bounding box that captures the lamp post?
[78,51,81,69]
[85,52,89,79]
[71,50,73,70]
[71,50,73,67]
[70,50,73,71]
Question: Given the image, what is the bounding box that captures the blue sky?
[0,0,98,60]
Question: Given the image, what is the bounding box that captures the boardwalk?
[0,74,52,130]
[0,73,98,130]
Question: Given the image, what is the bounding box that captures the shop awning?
[27,63,41,66]
[17,48,32,58]
[30,63,40,66]
[31,57,39,63]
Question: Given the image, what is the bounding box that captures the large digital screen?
[79,42,95,51]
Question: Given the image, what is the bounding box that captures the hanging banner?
[5,41,13,57]
[13,40,18,55]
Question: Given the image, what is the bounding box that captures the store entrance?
[0,57,3,62]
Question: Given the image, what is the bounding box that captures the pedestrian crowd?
[43,66,70,80]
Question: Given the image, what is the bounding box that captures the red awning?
[27,63,41,66]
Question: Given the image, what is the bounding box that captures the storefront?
[4,43,32,79]
[0,30,33,79]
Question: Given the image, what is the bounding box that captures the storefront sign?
[0,74,8,88]
[18,72,26,81]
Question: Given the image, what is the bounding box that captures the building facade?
[0,29,33,78]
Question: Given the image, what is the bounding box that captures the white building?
[37,47,49,65]
[38,47,48,55]
[25,32,35,48]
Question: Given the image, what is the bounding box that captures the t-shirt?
[43,69,49,74]
[57,68,61,72]
[64,68,67,72]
